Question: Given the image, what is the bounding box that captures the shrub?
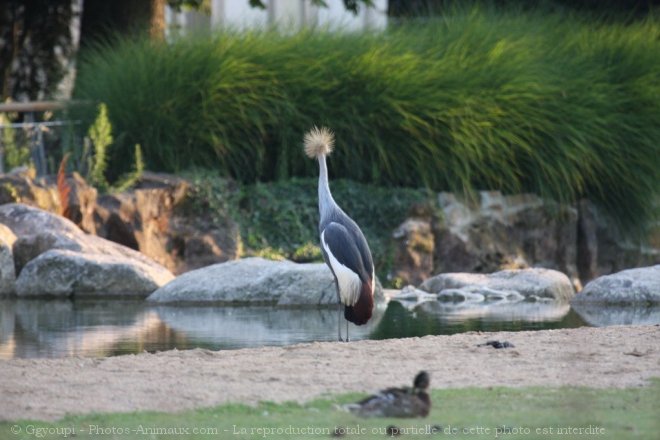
[75,7,660,230]
[183,173,435,276]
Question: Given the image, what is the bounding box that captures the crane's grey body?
[317,156,373,287]
[314,142,375,341]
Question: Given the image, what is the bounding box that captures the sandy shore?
[1,325,658,421]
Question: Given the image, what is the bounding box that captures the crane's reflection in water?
[0,298,657,359]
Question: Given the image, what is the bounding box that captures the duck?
[345,371,431,418]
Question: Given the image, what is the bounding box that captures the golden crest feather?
[304,126,334,158]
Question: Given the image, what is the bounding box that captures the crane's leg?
[346,315,350,342]
[337,301,343,342]
[335,283,343,342]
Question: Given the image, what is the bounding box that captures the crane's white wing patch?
[321,229,361,306]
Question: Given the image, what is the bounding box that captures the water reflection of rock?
[153,305,385,349]
[571,303,660,327]
[414,300,571,322]
[0,299,387,359]
[372,300,584,340]
[0,300,178,358]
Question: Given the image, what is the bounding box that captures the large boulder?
[15,249,172,297]
[0,203,174,296]
[148,257,384,306]
[0,224,17,295]
[433,192,578,284]
[571,265,660,305]
[419,268,575,302]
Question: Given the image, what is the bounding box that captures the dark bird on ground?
[304,127,375,342]
[345,371,432,418]
[478,340,515,349]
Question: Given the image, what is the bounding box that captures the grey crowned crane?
[304,127,375,342]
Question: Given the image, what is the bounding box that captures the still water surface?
[1,298,657,359]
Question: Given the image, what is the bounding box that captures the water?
[1,298,658,359]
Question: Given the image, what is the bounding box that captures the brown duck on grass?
[345,371,431,418]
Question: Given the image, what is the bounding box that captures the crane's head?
[304,126,334,159]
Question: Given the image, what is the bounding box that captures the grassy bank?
[74,7,660,230]
[2,381,658,439]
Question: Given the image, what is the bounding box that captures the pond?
[0,298,658,359]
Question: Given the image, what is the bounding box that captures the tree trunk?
[150,0,166,41]
[80,0,166,48]
[0,0,83,101]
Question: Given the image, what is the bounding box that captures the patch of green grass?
[74,6,660,231]
[2,381,659,439]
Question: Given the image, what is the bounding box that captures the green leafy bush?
[75,7,660,229]
[183,173,435,275]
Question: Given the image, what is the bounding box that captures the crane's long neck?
[318,154,338,223]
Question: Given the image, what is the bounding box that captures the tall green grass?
[74,7,660,230]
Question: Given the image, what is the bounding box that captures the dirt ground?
[1,325,659,421]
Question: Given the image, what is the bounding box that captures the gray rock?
[387,285,439,311]
[0,202,80,238]
[433,192,578,284]
[571,265,660,304]
[0,204,174,297]
[436,288,486,302]
[0,224,17,295]
[148,257,384,306]
[419,268,575,302]
[15,249,173,297]
[0,203,173,277]
[389,285,437,302]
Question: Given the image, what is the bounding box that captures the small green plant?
[0,114,31,170]
[77,103,144,193]
[111,144,145,192]
[87,103,112,191]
